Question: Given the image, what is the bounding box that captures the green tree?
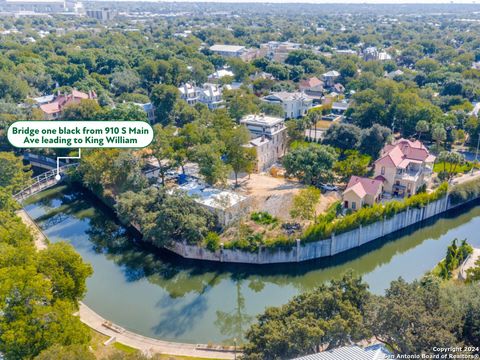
[290,186,321,221]
[116,187,216,246]
[333,150,371,182]
[96,104,148,122]
[151,125,176,185]
[224,126,257,186]
[34,344,95,360]
[431,126,447,152]
[151,84,179,125]
[322,123,361,150]
[283,144,337,186]
[224,89,259,121]
[61,100,102,121]
[437,151,465,180]
[0,152,32,193]
[194,143,229,186]
[358,124,392,158]
[243,272,370,359]
[415,120,430,141]
[37,242,93,303]
[368,277,460,354]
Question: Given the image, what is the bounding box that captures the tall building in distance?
[86,8,116,21]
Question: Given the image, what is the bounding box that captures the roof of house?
[248,136,271,147]
[344,176,383,198]
[299,77,324,89]
[210,44,246,53]
[291,345,391,360]
[39,89,97,115]
[178,83,198,96]
[470,102,480,117]
[241,113,285,127]
[209,69,234,79]
[264,91,313,102]
[332,101,349,110]
[201,83,222,98]
[32,94,55,104]
[375,138,435,168]
[322,70,340,78]
[179,180,247,210]
[39,101,60,114]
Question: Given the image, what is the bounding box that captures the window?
[352,201,356,210]
[381,166,385,175]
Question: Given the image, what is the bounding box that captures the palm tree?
[415,120,429,141]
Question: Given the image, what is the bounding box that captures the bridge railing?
[14,163,79,202]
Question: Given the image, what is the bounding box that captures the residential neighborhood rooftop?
[344,176,383,198]
[240,113,284,127]
[291,345,391,360]
[209,44,245,52]
[178,180,247,211]
[376,138,436,168]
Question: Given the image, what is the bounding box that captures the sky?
[127,0,479,3]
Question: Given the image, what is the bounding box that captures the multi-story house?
[260,41,301,63]
[240,114,288,172]
[133,102,155,123]
[209,44,247,58]
[262,92,313,119]
[198,83,224,110]
[363,47,392,62]
[38,89,97,120]
[299,77,324,97]
[178,83,201,106]
[322,70,340,88]
[373,139,436,197]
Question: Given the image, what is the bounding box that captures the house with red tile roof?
[373,138,435,197]
[299,77,324,96]
[342,176,383,210]
[38,89,97,120]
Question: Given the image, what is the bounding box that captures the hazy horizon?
[82,0,480,4]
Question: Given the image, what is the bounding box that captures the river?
[24,185,480,345]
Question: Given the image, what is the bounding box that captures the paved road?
[451,169,480,185]
[17,209,236,359]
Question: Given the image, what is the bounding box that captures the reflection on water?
[24,185,480,344]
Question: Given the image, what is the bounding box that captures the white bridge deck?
[14,163,78,202]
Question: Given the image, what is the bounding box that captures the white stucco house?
[262,92,313,119]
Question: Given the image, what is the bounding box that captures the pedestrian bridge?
[14,163,78,203]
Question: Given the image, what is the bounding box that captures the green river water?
[24,185,480,345]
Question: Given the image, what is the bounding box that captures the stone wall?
[167,195,452,264]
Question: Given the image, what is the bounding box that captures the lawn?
[113,342,137,354]
[433,161,474,174]
[315,119,336,129]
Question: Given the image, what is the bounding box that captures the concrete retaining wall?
[167,195,454,264]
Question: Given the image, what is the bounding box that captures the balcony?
[395,168,422,182]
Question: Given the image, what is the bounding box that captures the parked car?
[319,183,338,192]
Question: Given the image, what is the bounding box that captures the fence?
[167,195,452,264]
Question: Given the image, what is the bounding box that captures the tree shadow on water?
[151,295,208,338]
